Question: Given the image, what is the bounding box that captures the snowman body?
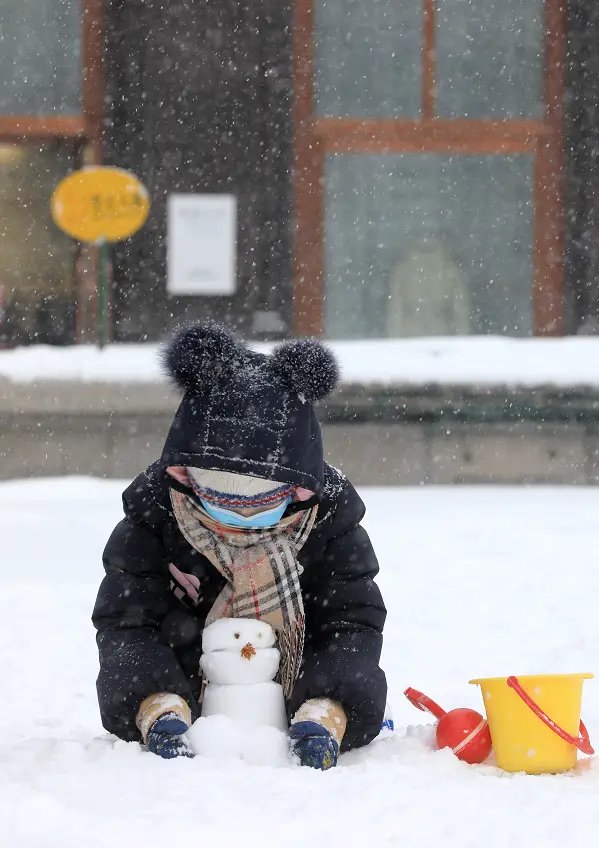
[199,618,288,732]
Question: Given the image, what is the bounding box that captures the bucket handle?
[506,676,594,756]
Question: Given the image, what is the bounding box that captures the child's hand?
[288,720,339,770]
[146,712,195,759]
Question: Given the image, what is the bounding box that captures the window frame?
[0,0,104,343]
[292,0,566,337]
[0,0,103,150]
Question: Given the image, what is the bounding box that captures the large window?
[315,1,423,118]
[0,0,82,115]
[0,0,100,344]
[325,153,534,338]
[294,0,564,338]
[436,0,544,118]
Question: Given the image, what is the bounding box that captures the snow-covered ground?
[3,336,599,387]
[3,478,599,847]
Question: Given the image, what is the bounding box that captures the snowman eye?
[258,632,263,639]
[234,632,240,639]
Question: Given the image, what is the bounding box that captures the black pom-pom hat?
[159,320,340,496]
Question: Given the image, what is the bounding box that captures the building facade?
[0,0,596,343]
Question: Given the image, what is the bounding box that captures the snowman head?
[201,619,281,686]
[202,619,277,655]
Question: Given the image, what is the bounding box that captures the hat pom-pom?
[160,320,244,393]
[271,339,340,402]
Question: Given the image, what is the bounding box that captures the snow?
[199,681,288,735]
[4,336,599,387]
[201,647,281,685]
[199,619,287,732]
[4,477,599,846]
[188,715,289,765]
[202,618,277,652]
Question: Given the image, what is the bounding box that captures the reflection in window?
[436,0,544,118]
[315,0,422,117]
[324,154,533,339]
[0,143,76,343]
[0,0,82,115]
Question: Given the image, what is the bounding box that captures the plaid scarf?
[169,488,318,698]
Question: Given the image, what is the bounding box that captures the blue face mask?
[199,496,292,529]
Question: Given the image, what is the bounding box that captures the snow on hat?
[188,468,295,510]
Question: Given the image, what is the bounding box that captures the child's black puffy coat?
[92,461,387,751]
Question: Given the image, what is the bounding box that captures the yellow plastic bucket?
[469,673,594,774]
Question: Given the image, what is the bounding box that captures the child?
[92,320,387,769]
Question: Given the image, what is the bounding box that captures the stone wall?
[3,379,599,484]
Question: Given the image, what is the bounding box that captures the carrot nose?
[241,642,256,660]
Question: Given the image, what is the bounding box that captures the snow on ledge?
[1,336,599,388]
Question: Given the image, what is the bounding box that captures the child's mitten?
[146,712,195,759]
[288,720,339,770]
[289,697,346,770]
[137,693,194,760]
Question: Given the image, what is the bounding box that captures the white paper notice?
[167,194,237,295]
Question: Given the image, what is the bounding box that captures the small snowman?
[187,618,289,764]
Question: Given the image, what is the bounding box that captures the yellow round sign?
[51,166,150,243]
